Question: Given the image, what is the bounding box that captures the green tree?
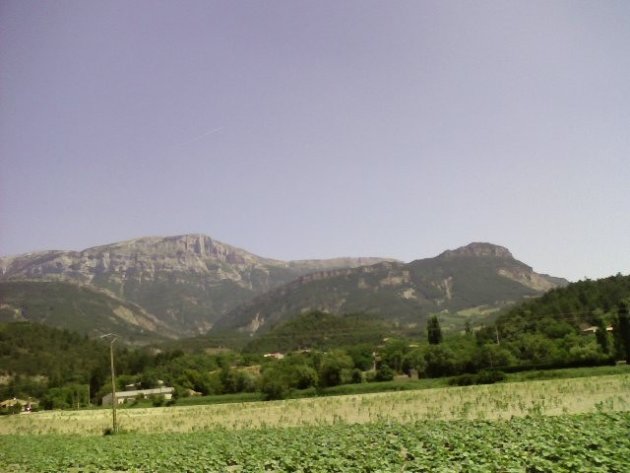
[593,315,610,355]
[615,301,630,363]
[474,344,515,370]
[219,367,240,394]
[318,351,353,388]
[567,339,602,363]
[510,333,561,366]
[42,387,71,410]
[259,372,289,401]
[375,363,394,382]
[288,364,318,390]
[150,395,164,407]
[8,401,22,415]
[381,339,408,373]
[424,345,456,377]
[402,349,427,378]
[180,369,215,395]
[427,316,443,345]
[350,369,363,384]
[346,345,375,371]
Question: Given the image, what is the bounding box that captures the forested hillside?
[0,322,107,405]
[0,322,230,408]
[2,275,629,409]
[0,281,176,342]
[492,274,630,340]
[241,311,394,353]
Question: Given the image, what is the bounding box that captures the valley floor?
[1,371,628,435]
[1,372,629,471]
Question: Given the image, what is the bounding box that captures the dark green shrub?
[476,370,506,384]
[375,364,394,382]
[150,395,164,407]
[350,369,363,384]
[449,374,476,386]
[449,370,506,386]
[260,376,289,401]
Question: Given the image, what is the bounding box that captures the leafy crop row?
[1,412,628,472]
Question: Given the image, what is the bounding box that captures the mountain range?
[0,235,567,342]
[0,234,392,338]
[214,242,567,334]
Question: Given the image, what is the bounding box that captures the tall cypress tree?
[593,316,610,355]
[427,315,443,345]
[616,301,630,364]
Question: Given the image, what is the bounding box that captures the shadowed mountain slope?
[0,280,176,343]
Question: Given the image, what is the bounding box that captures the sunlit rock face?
[214,242,568,335]
[0,234,395,336]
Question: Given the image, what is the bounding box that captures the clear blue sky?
[1,1,629,282]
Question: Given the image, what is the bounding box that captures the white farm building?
[102,386,175,406]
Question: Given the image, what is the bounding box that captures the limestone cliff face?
[1,235,273,284]
[438,242,513,259]
[214,242,568,334]
[0,238,568,338]
[0,234,395,336]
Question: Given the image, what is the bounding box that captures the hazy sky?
[1,1,629,281]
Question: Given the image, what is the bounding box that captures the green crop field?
[1,413,629,472]
[1,374,629,472]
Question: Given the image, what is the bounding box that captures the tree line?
[1,275,629,409]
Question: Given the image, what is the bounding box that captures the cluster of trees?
[238,296,629,399]
[0,323,107,408]
[240,312,391,354]
[488,275,630,366]
[2,275,630,410]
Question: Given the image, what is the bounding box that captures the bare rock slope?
[213,242,568,334]
[0,234,394,336]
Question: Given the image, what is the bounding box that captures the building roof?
[581,326,614,333]
[111,387,174,398]
[0,398,37,408]
[101,386,175,405]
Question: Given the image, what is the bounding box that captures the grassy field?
[1,372,629,472]
[138,364,630,408]
[1,372,629,436]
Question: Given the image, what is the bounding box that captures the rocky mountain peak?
[78,234,279,268]
[0,234,398,336]
[438,242,513,259]
[215,241,567,335]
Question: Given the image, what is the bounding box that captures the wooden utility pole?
[101,333,118,433]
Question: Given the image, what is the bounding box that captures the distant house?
[101,386,175,406]
[581,326,613,334]
[263,352,285,360]
[0,398,38,412]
